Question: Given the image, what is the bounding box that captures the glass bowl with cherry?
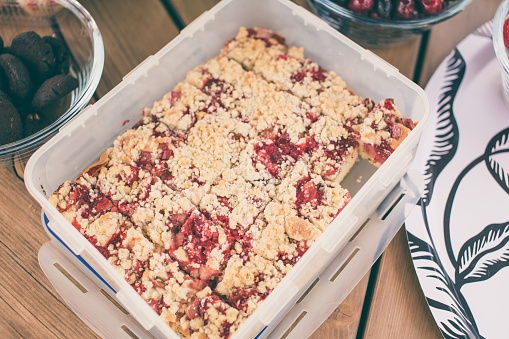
[308,0,473,47]
[493,0,509,106]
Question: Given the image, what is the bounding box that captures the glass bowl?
[0,0,104,168]
[493,0,509,106]
[308,0,473,48]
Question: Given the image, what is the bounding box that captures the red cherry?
[395,0,418,19]
[418,0,443,15]
[348,0,375,14]
[503,17,509,49]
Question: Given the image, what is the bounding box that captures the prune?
[24,112,48,137]
[0,31,79,140]
[0,53,33,100]
[0,90,12,103]
[43,36,70,74]
[10,31,55,82]
[32,74,78,109]
[0,97,22,145]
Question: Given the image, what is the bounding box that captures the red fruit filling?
[168,91,181,106]
[252,141,293,178]
[291,63,327,83]
[228,287,269,313]
[364,139,394,165]
[294,177,324,213]
[246,28,286,47]
[65,183,114,219]
[278,241,310,266]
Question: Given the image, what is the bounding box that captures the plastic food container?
[308,0,473,47]
[0,0,104,167]
[493,0,509,106]
[24,0,430,337]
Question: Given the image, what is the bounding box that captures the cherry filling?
[151,163,174,183]
[252,141,293,178]
[226,229,252,259]
[93,228,125,260]
[168,91,181,106]
[177,213,222,265]
[363,98,375,112]
[278,240,310,266]
[275,132,301,160]
[228,287,269,313]
[137,151,153,168]
[387,120,402,140]
[294,177,325,218]
[383,98,395,111]
[246,28,286,47]
[147,299,162,315]
[202,197,231,226]
[364,138,394,164]
[165,212,192,233]
[306,110,320,123]
[291,62,327,83]
[201,78,234,113]
[66,183,114,219]
[395,116,416,130]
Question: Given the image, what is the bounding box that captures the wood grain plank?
[0,167,98,338]
[371,37,421,79]
[78,0,180,98]
[362,228,443,338]
[170,0,310,25]
[419,0,501,87]
[310,274,370,339]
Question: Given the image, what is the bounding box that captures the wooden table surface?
[0,0,502,338]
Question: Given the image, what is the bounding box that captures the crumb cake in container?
[46,26,418,339]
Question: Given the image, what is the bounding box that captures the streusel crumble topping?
[50,27,415,339]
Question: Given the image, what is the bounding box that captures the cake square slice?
[49,176,114,231]
[232,139,296,188]
[357,99,416,167]
[154,145,229,205]
[248,202,322,274]
[199,169,271,231]
[109,121,179,170]
[221,27,287,71]
[275,161,351,232]
[166,210,235,284]
[214,252,284,318]
[143,82,210,136]
[294,116,359,182]
[185,111,256,168]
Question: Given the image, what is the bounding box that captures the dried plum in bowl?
[0,0,104,169]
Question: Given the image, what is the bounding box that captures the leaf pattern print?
[421,49,464,207]
[456,221,509,288]
[408,232,482,339]
[484,127,509,195]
